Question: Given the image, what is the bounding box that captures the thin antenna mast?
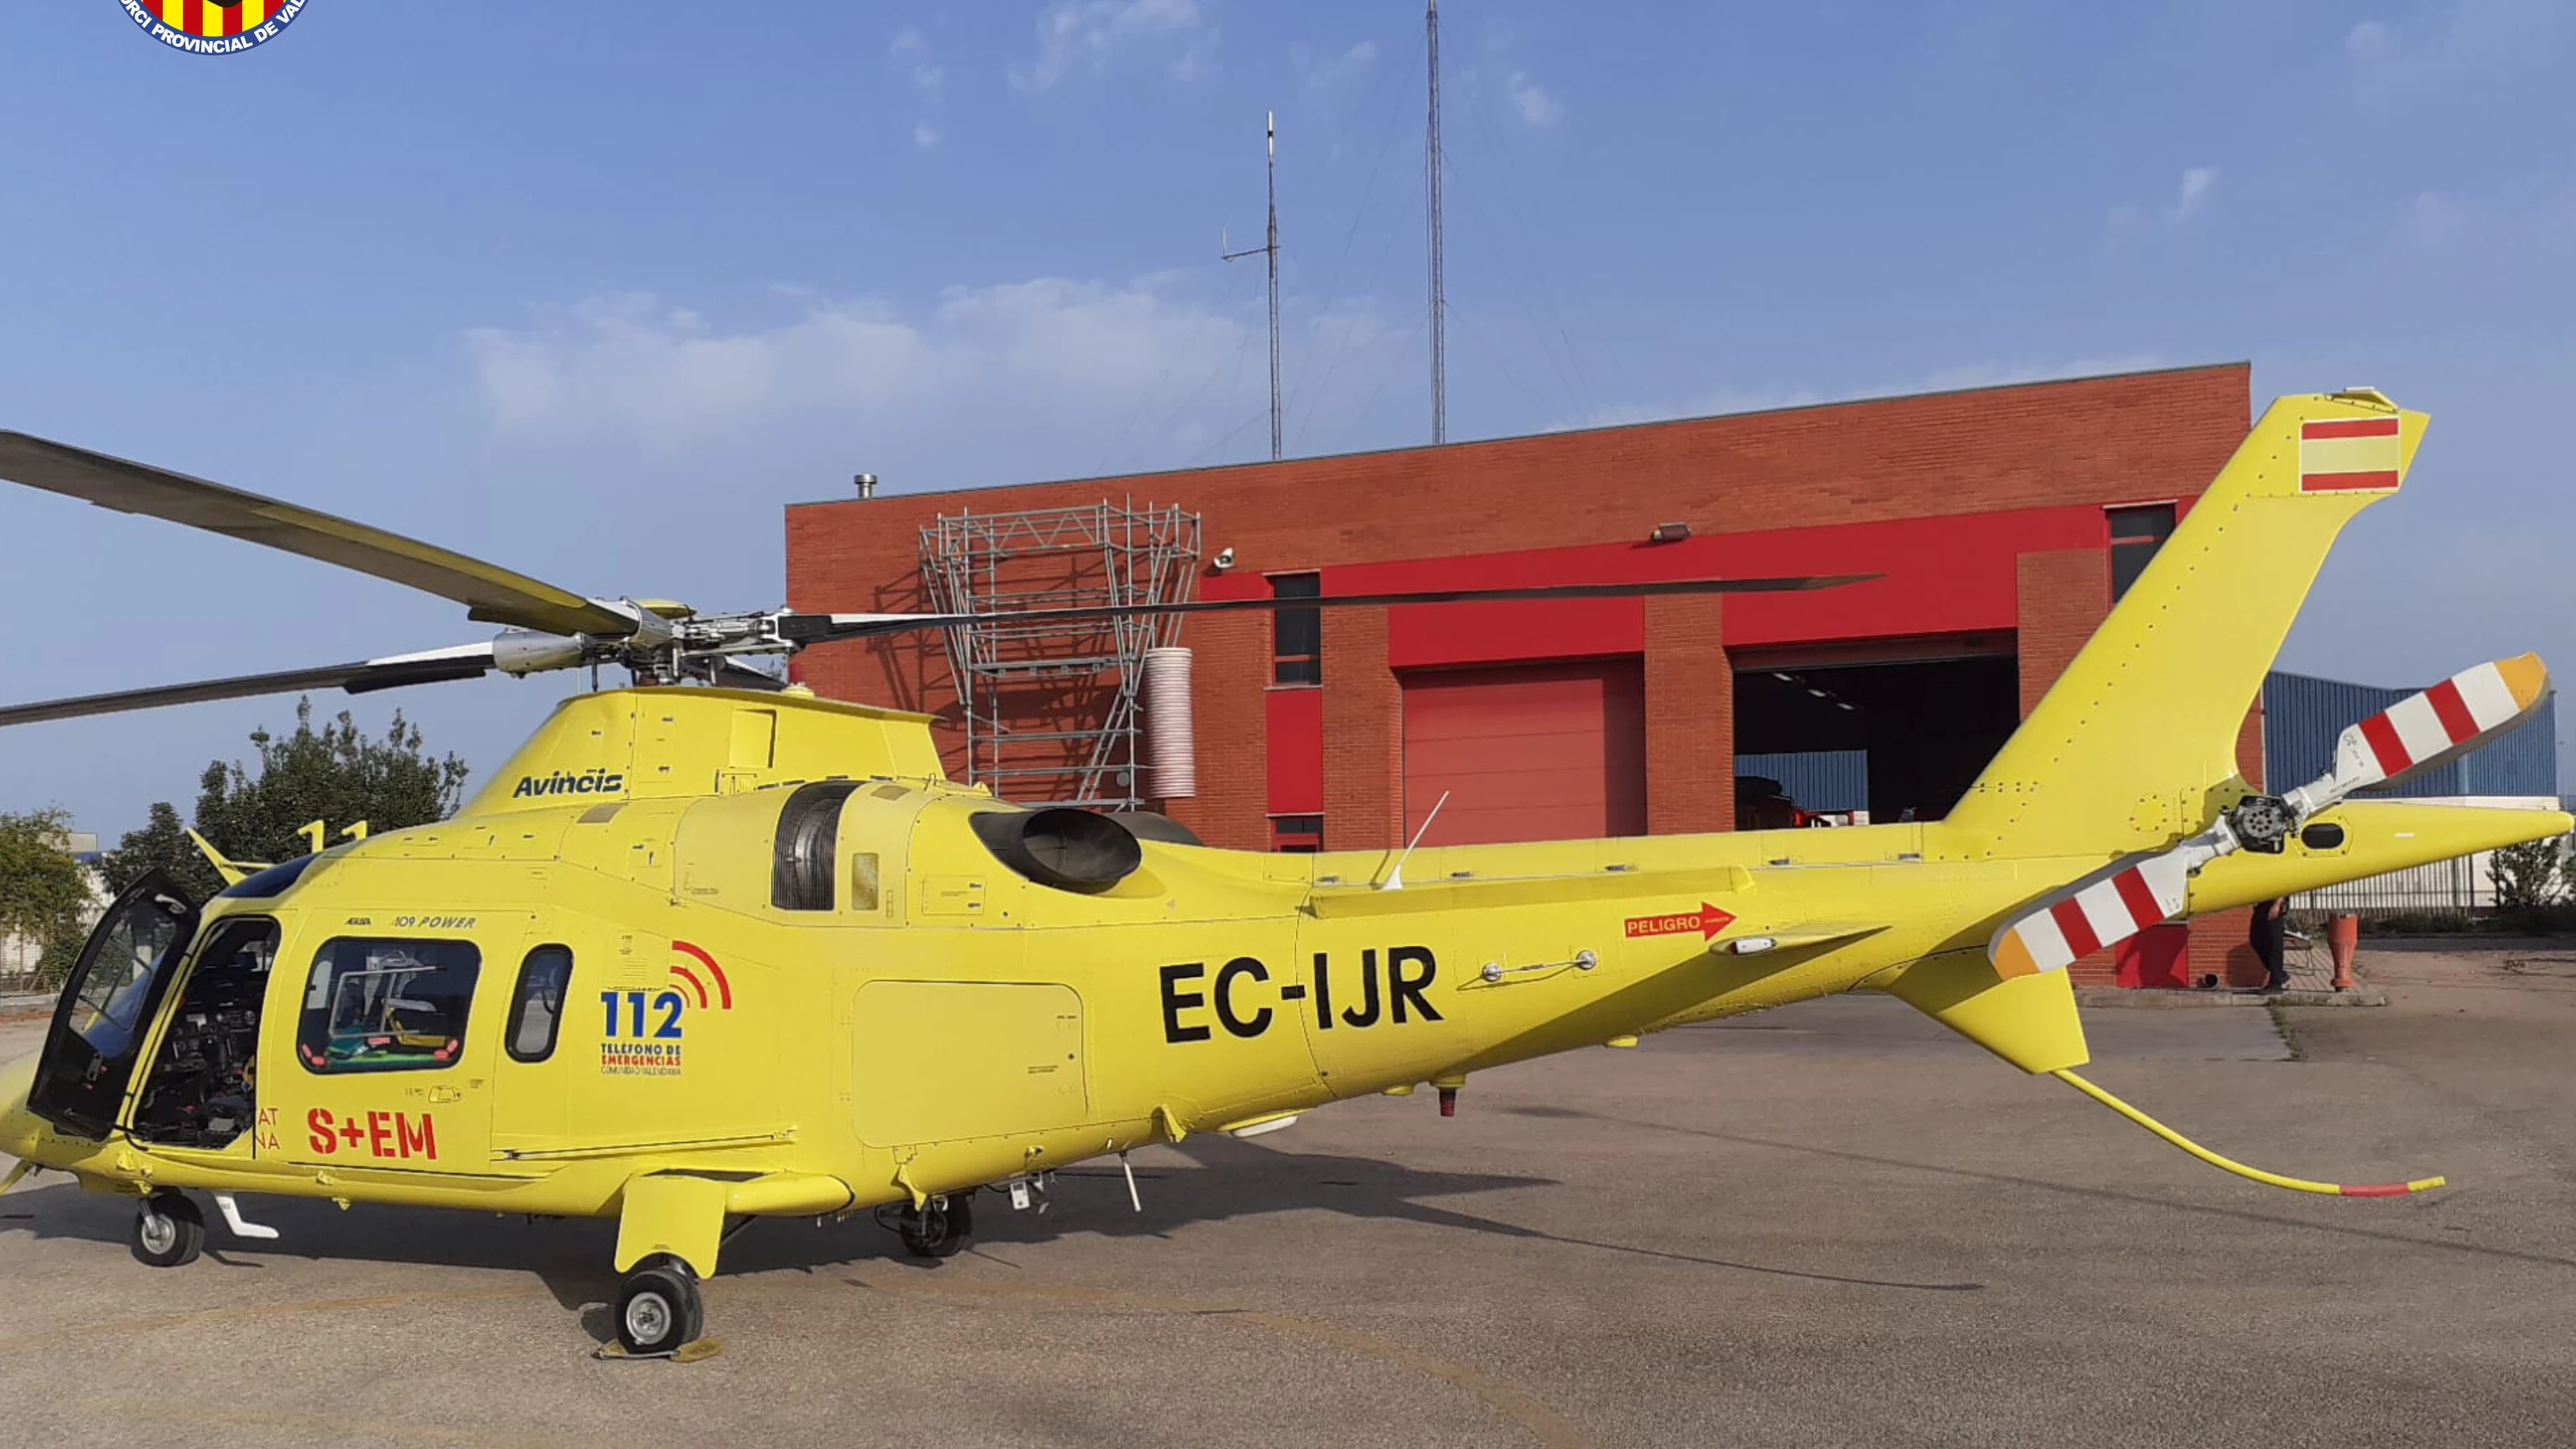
[1426,0,1446,445]
[1223,111,1284,461]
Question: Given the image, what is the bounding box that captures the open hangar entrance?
[1731,636,2021,825]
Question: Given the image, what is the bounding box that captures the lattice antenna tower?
[1426,0,1447,445]
[1223,111,1284,461]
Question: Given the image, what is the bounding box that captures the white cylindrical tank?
[1143,646,1197,799]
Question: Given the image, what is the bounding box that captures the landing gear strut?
[130,1189,205,1268]
[893,1192,973,1258]
[615,1254,705,1355]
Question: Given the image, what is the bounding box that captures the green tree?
[2490,835,2568,913]
[104,700,470,903]
[195,700,470,867]
[0,807,96,988]
[98,800,221,901]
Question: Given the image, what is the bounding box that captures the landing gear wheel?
[898,1193,974,1258]
[131,1191,205,1268]
[615,1255,704,1356]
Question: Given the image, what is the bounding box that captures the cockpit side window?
[505,946,574,1063]
[296,937,480,1074]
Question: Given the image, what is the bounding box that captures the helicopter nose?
[0,1052,44,1163]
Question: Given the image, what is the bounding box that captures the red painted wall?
[1265,687,1323,818]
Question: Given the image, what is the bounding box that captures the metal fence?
[2289,854,2490,924]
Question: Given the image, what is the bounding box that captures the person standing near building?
[2250,897,2290,992]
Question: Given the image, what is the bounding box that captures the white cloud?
[460,278,1447,485]
[466,294,922,445]
[2345,19,2396,59]
[1302,39,1378,90]
[912,122,941,150]
[465,280,1275,452]
[1013,0,1208,93]
[2111,169,2216,230]
[1507,71,1564,127]
[2172,165,2218,221]
[889,29,942,91]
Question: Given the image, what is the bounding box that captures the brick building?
[786,361,2268,986]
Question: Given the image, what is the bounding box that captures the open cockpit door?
[28,871,200,1141]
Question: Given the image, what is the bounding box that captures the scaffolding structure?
[919,501,1202,808]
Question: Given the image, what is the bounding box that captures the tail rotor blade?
[1990,833,2230,978]
[2288,653,2550,813]
[1992,653,2553,979]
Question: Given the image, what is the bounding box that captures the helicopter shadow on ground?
[0,1170,647,1332]
[0,1131,1976,1344]
[830,1135,1982,1293]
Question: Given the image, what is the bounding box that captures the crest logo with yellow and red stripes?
[119,0,309,55]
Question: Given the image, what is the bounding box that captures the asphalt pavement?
[3,949,2570,1447]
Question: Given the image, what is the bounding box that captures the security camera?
[1213,547,1237,571]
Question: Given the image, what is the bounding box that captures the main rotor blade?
[0,643,499,729]
[777,574,1877,646]
[0,432,636,640]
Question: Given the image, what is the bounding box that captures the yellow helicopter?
[0,387,2563,1358]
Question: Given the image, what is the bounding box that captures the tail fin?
[1946,389,2425,854]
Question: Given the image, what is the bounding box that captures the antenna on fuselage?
[1379,790,1450,891]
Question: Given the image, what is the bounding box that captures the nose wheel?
[615,1254,705,1356]
[130,1190,205,1268]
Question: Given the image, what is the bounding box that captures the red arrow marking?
[1623,902,1737,940]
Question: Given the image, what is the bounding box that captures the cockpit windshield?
[28,873,200,1140]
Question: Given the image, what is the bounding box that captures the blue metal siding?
[1735,750,1869,812]
[2262,671,2558,799]
[2463,693,2556,795]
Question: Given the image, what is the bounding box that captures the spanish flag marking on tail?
[2299,416,2403,492]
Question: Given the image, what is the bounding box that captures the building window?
[298,938,481,1074]
[1272,815,1324,852]
[1272,573,1321,685]
[2107,504,2176,602]
[505,945,574,1064]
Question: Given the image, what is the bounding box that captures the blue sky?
[3,0,2570,835]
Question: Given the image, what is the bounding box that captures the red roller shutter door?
[1401,660,1647,845]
